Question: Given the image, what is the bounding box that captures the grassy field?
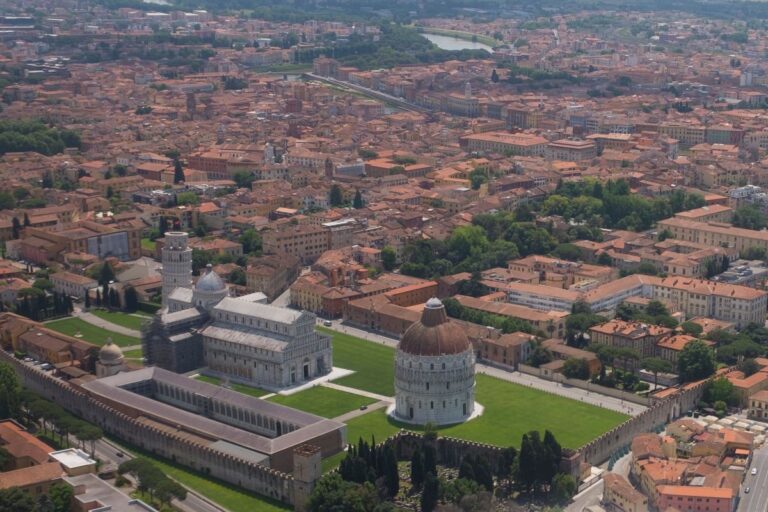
[193,375,270,398]
[123,348,143,359]
[89,309,149,331]
[267,386,377,418]
[46,317,140,347]
[116,441,290,512]
[141,238,156,252]
[337,374,628,450]
[318,327,395,396]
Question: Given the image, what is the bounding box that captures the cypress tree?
[420,472,438,512]
[23,213,30,227]
[95,289,102,307]
[384,445,399,497]
[11,217,20,239]
[410,447,424,488]
[423,444,436,476]
[173,159,184,184]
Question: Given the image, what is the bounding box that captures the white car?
[751,468,757,475]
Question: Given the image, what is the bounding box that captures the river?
[422,33,494,53]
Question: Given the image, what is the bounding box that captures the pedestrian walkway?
[322,381,393,402]
[333,400,389,422]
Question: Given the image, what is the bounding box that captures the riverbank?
[414,26,498,47]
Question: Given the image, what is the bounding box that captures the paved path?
[333,400,390,423]
[319,319,645,416]
[322,381,393,402]
[76,311,142,338]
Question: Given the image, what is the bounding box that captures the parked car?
[323,320,332,327]
[751,468,757,475]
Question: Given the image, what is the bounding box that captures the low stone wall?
[1,351,297,507]
[517,363,650,406]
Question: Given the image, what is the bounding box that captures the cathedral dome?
[99,339,123,364]
[397,298,470,357]
[195,264,226,292]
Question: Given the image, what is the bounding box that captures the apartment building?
[454,294,568,338]
[246,254,300,301]
[545,139,597,162]
[262,224,330,264]
[649,276,768,328]
[655,486,736,512]
[508,255,615,289]
[589,320,673,359]
[459,131,548,156]
[20,220,143,264]
[657,217,768,254]
[50,271,98,299]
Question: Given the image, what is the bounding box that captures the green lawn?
[193,375,270,398]
[194,374,221,385]
[141,238,156,252]
[45,317,140,347]
[90,309,149,331]
[115,440,290,512]
[337,375,628,450]
[123,348,143,359]
[267,386,377,418]
[318,327,395,396]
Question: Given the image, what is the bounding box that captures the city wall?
[518,363,652,406]
[1,351,298,507]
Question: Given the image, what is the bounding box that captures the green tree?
[329,184,344,207]
[552,243,581,261]
[11,217,20,239]
[0,446,11,470]
[681,321,704,336]
[733,205,768,230]
[383,445,399,497]
[642,357,673,388]
[176,191,199,206]
[0,191,14,210]
[0,362,20,419]
[491,68,499,83]
[0,487,34,512]
[739,358,761,377]
[704,377,739,407]
[381,246,396,271]
[239,228,262,255]
[678,339,715,383]
[562,357,590,379]
[229,268,246,286]
[410,447,424,488]
[307,473,381,512]
[98,262,115,286]
[233,170,255,189]
[173,159,184,184]
[123,286,138,312]
[353,190,364,209]
[35,494,55,512]
[420,472,439,512]
[48,482,74,512]
[551,473,576,502]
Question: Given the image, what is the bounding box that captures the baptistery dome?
[393,298,476,426]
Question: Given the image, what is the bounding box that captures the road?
[738,446,768,512]
[91,437,225,512]
[320,319,645,416]
[566,452,632,511]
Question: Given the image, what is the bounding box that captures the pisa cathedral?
[143,231,332,390]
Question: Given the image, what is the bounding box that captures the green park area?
[90,309,150,331]
[315,327,629,472]
[318,327,395,396]
[45,317,140,347]
[141,238,156,252]
[267,386,377,418]
[335,373,627,450]
[117,441,290,512]
[193,374,270,398]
